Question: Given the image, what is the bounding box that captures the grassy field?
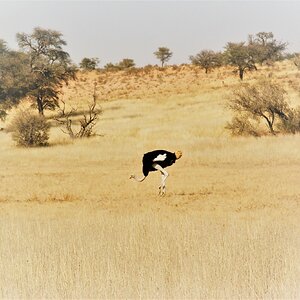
[0,62,299,299]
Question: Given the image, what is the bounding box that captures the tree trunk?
[262,114,276,135]
[239,68,244,80]
[37,96,44,115]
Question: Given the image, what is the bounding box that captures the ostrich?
[130,150,182,196]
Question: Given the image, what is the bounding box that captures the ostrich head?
[175,150,182,160]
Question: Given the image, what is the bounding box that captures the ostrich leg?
[152,163,169,196]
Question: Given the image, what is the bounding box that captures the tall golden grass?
[0,62,299,299]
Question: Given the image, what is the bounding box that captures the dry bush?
[55,87,102,139]
[227,79,292,136]
[55,101,101,138]
[278,107,300,134]
[9,110,50,147]
[293,54,300,70]
[225,115,261,137]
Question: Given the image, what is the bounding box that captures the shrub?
[10,110,50,147]
[226,79,291,136]
[278,107,300,134]
[118,58,135,69]
[55,87,102,139]
[103,62,119,72]
[225,115,261,137]
[293,54,300,70]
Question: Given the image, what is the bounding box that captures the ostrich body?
[130,150,182,196]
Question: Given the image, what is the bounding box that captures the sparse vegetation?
[0,80,299,297]
[0,27,299,299]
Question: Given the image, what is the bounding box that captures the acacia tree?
[0,40,31,120]
[118,58,135,69]
[248,32,287,65]
[224,42,257,80]
[189,50,222,73]
[79,57,99,71]
[227,80,290,135]
[16,27,77,115]
[154,47,173,67]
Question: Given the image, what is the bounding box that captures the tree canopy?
[80,57,100,71]
[227,80,290,135]
[224,42,257,80]
[190,50,222,73]
[16,27,77,115]
[0,41,32,119]
[248,32,287,65]
[154,47,173,67]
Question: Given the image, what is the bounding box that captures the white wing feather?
[153,153,167,162]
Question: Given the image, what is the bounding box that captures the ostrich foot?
[158,186,166,196]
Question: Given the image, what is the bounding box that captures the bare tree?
[55,84,102,138]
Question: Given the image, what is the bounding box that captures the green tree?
[189,50,222,73]
[154,47,173,67]
[0,40,31,119]
[79,57,99,71]
[224,42,257,80]
[16,27,77,115]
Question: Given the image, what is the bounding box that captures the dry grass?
[0,62,299,299]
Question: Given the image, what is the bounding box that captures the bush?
[225,115,261,137]
[226,80,290,136]
[278,107,300,134]
[293,54,300,70]
[10,110,50,147]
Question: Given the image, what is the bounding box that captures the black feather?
[142,150,177,176]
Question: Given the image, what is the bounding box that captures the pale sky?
[0,1,300,67]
